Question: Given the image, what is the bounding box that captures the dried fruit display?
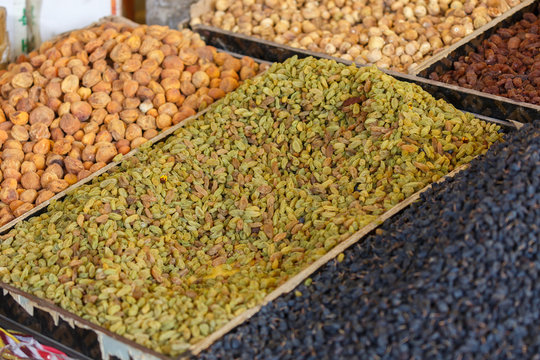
[192,0,521,72]
[430,12,540,105]
[197,122,540,360]
[0,57,502,356]
[0,22,262,226]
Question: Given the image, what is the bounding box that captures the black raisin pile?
[196,122,540,360]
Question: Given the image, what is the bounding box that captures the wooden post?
[0,6,8,69]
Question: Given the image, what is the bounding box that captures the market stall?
[0,0,538,359]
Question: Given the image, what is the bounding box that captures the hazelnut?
[95,143,117,163]
[59,113,81,135]
[61,74,80,93]
[81,145,97,162]
[156,114,172,129]
[20,189,38,203]
[71,101,92,121]
[110,43,132,63]
[123,79,139,98]
[21,161,37,174]
[47,179,69,193]
[64,156,84,174]
[220,77,239,93]
[64,173,78,185]
[52,138,72,155]
[143,129,159,140]
[21,172,40,190]
[35,190,54,205]
[108,118,126,140]
[45,163,64,179]
[136,115,156,130]
[13,202,33,217]
[180,81,196,96]
[88,92,111,108]
[0,187,18,204]
[11,72,34,88]
[10,125,29,142]
[130,137,147,149]
[29,106,55,126]
[9,111,29,125]
[125,123,142,141]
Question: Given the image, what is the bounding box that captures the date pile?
[430,11,540,105]
[0,57,501,356]
[0,22,261,226]
[197,122,540,360]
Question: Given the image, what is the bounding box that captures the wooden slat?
[0,6,8,68]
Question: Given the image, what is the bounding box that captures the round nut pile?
[0,22,261,226]
[193,0,522,72]
[0,57,501,356]
[430,12,540,105]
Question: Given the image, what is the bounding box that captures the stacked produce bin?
[0,0,539,359]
